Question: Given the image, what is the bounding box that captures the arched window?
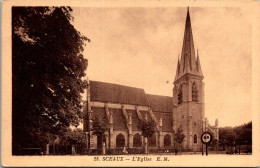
[148,134,156,147]
[194,134,197,143]
[116,133,125,147]
[192,82,199,102]
[178,85,183,104]
[133,133,142,147]
[164,134,171,147]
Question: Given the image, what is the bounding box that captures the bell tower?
[173,8,205,151]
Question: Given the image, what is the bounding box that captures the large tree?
[91,115,110,149]
[60,128,87,154]
[174,126,185,154]
[12,7,90,154]
[137,119,156,154]
[219,121,252,154]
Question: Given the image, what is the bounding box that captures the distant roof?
[146,94,173,113]
[89,80,150,106]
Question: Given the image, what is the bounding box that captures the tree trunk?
[53,144,55,154]
[216,141,219,151]
[230,145,232,155]
[72,145,76,155]
[102,142,106,155]
[144,137,148,154]
[101,135,104,148]
[101,134,104,155]
[88,133,90,154]
[46,144,49,155]
[235,143,237,154]
[179,143,182,155]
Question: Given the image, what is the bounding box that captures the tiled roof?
[140,110,152,121]
[110,108,128,130]
[88,81,174,132]
[89,80,149,106]
[91,107,128,131]
[126,110,140,131]
[153,112,173,132]
[146,94,173,113]
[92,107,106,119]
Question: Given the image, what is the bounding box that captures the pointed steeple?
[175,54,180,79]
[196,49,203,75]
[174,8,203,82]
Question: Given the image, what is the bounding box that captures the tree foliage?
[61,128,86,146]
[91,115,110,138]
[52,128,86,154]
[12,7,89,154]
[137,120,156,138]
[219,127,236,146]
[174,126,185,145]
[219,121,252,152]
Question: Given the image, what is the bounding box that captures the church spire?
[174,8,203,82]
[175,54,180,79]
[196,48,203,75]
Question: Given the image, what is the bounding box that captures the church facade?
[83,8,219,152]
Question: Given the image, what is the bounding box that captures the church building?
[83,8,219,152]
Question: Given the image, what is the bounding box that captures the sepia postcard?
[1,0,260,167]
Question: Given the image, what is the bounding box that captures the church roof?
[89,80,150,106]
[89,80,174,113]
[146,94,173,113]
[175,8,203,82]
[126,110,140,131]
[88,81,174,132]
[111,108,128,130]
[153,112,173,131]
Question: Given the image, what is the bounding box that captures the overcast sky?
[72,7,252,127]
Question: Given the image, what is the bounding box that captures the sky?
[71,7,252,127]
